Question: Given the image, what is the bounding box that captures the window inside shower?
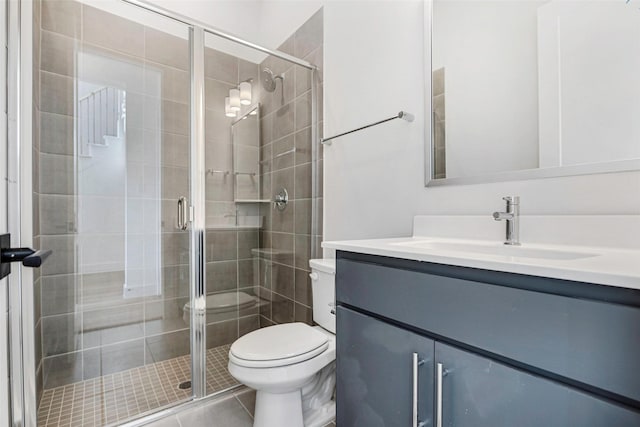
[76,52,162,300]
[31,0,322,425]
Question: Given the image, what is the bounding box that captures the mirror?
[428,0,640,185]
[232,104,261,201]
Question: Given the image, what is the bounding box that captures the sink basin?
[391,239,598,261]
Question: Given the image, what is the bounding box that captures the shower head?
[261,68,283,93]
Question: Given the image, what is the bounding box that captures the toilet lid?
[230,323,329,367]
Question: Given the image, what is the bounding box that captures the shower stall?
[6,0,322,425]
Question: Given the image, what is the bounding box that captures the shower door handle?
[0,233,52,280]
[177,197,189,231]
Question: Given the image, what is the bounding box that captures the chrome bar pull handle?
[412,353,426,427]
[177,197,189,231]
[436,363,444,427]
[177,198,182,230]
[181,197,189,230]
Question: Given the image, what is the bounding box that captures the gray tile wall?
[36,0,192,391]
[256,9,323,328]
[203,45,261,351]
[200,9,323,348]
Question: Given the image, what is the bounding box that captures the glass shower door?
[34,2,197,425]
[201,23,319,397]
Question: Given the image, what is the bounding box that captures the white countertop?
[323,215,640,290]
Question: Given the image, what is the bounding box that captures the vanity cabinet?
[435,343,640,427]
[336,252,640,426]
[337,306,434,427]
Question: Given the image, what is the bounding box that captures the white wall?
[138,0,263,41]
[255,0,323,48]
[322,0,427,242]
[143,0,322,61]
[321,0,640,249]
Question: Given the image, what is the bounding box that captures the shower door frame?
[7,0,318,426]
[7,0,37,425]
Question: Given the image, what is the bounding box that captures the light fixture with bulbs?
[229,88,241,111]
[225,97,236,117]
[225,79,253,116]
[239,81,252,105]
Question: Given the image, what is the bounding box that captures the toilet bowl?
[228,258,336,427]
[183,291,259,324]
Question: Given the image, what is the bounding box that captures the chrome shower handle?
[273,188,289,211]
[177,197,189,231]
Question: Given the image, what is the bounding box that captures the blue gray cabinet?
[337,306,434,427]
[335,252,640,426]
[436,343,640,426]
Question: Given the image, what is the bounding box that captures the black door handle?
[21,249,53,267]
[2,247,37,262]
[1,247,52,267]
[0,233,52,279]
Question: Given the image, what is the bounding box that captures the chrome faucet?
[492,196,520,246]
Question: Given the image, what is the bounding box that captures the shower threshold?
[37,344,238,427]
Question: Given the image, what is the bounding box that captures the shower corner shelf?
[234,199,271,203]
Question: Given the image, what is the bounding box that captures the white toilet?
[228,258,336,427]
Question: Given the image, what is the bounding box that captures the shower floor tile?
[37,344,239,427]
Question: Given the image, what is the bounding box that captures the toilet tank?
[309,259,336,334]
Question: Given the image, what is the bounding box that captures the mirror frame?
[424,0,640,187]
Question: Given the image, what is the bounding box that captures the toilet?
[228,258,336,427]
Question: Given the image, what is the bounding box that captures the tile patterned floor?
[37,344,239,427]
[145,388,336,427]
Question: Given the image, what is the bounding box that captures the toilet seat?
[230,323,329,368]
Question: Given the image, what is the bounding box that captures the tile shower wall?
[256,10,323,328]
[34,0,322,400]
[200,9,323,344]
[203,44,263,350]
[35,0,191,393]
[200,10,322,349]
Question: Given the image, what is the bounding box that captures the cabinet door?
[436,342,640,427]
[337,306,434,427]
